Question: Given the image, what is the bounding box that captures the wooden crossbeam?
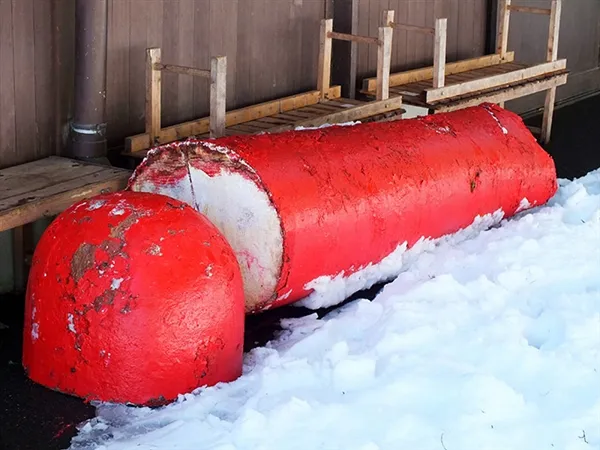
[508,5,551,15]
[155,63,211,78]
[362,52,515,93]
[390,22,434,35]
[125,87,342,154]
[425,59,567,103]
[267,96,404,133]
[328,31,379,46]
[432,73,567,113]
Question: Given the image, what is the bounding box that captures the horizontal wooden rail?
[391,22,435,35]
[425,59,567,103]
[434,73,568,112]
[155,63,211,78]
[362,52,515,93]
[507,5,551,15]
[268,96,404,133]
[328,31,380,46]
[126,86,342,154]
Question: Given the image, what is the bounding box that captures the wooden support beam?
[425,59,567,103]
[328,31,380,46]
[155,63,211,78]
[267,96,404,133]
[541,0,562,144]
[210,56,227,138]
[318,19,334,99]
[377,24,393,100]
[382,9,394,27]
[362,52,515,93]
[496,0,511,58]
[145,48,162,145]
[431,73,568,112]
[507,5,551,15]
[125,87,342,154]
[433,18,447,89]
[391,22,435,35]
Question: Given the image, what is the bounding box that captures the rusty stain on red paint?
[129,103,558,313]
[23,191,245,406]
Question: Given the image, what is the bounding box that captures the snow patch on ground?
[71,169,600,450]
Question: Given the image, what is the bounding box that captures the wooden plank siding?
[504,0,600,113]
[1,0,599,169]
[355,0,488,84]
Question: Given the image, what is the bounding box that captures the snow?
[187,166,284,311]
[71,169,600,450]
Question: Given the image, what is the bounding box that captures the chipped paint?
[22,191,245,406]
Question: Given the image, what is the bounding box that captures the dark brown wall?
[0,0,74,169]
[355,0,488,79]
[504,0,600,114]
[106,0,326,146]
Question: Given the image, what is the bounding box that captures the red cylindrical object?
[23,191,245,406]
[129,103,557,313]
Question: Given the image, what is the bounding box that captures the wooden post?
[433,18,447,89]
[496,0,511,58]
[377,25,393,101]
[210,56,227,138]
[541,0,562,144]
[145,48,162,145]
[382,9,394,27]
[318,19,333,99]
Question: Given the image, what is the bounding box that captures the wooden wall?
[504,0,600,113]
[355,0,488,78]
[0,0,74,169]
[106,0,325,146]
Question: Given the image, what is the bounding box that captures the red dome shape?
[22,191,244,406]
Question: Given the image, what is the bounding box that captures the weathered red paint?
[129,103,558,312]
[22,191,245,406]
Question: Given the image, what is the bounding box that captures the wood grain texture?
[0,0,17,168]
[11,0,36,165]
[0,156,131,231]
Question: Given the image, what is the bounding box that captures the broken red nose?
[22,191,245,406]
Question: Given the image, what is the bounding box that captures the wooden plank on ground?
[125,86,342,154]
[266,96,403,133]
[0,157,131,232]
[425,59,567,103]
[362,52,515,93]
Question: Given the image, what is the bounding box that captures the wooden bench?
[1,156,131,290]
[123,13,404,159]
[361,0,567,144]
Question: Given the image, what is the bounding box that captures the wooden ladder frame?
[144,48,227,147]
[496,0,563,143]
[319,11,395,101]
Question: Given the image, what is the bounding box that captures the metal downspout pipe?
[68,0,109,164]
